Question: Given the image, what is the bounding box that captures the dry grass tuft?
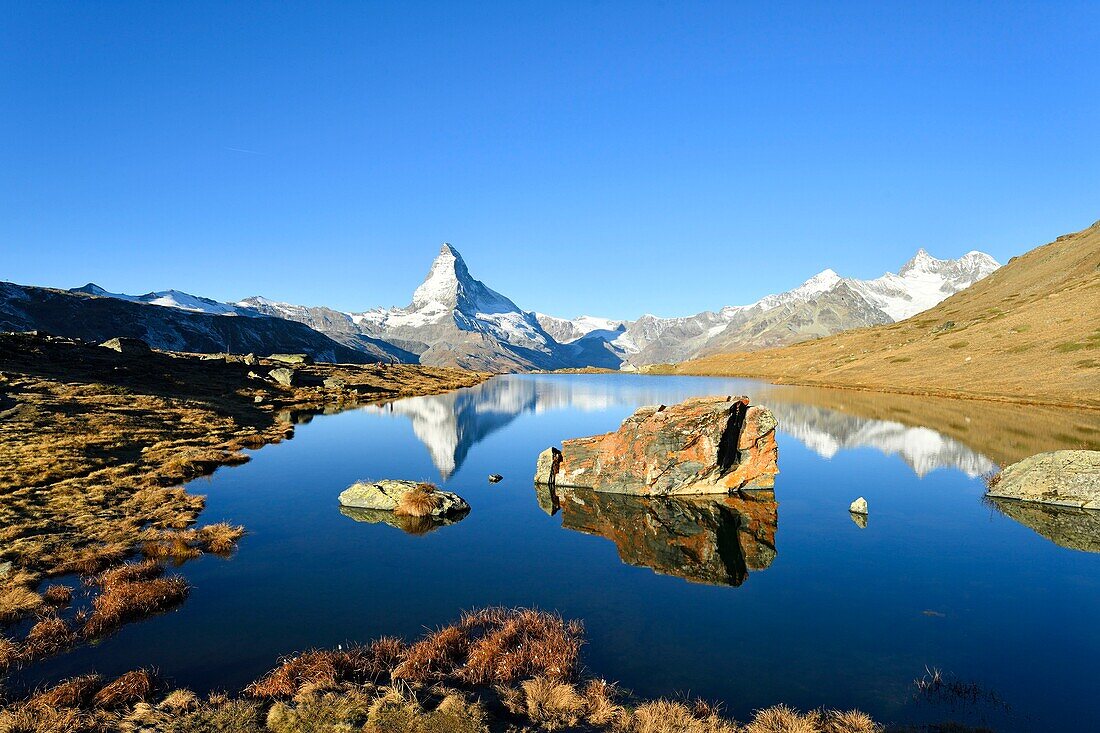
[91,669,154,709]
[627,699,739,733]
[392,608,584,686]
[50,543,129,577]
[0,580,44,625]
[198,522,246,555]
[0,634,19,672]
[246,642,395,700]
[27,674,104,709]
[42,583,73,607]
[391,624,468,683]
[822,709,882,732]
[396,485,443,518]
[22,613,75,658]
[744,704,821,733]
[82,571,189,639]
[158,688,200,713]
[519,677,585,729]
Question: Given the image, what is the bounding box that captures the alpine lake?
[21,374,1100,731]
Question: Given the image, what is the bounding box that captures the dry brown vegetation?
[670,220,1100,408]
[0,608,907,733]
[0,332,486,670]
[396,483,445,517]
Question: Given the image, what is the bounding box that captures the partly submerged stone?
[338,479,470,519]
[986,450,1100,509]
[849,497,868,515]
[552,486,778,586]
[533,395,779,496]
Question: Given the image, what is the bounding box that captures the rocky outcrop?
[550,486,777,586]
[99,337,152,355]
[338,480,470,519]
[534,396,778,495]
[986,450,1100,509]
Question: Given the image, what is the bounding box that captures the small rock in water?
[488,474,503,483]
[849,496,868,515]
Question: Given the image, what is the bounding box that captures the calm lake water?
[24,375,1100,730]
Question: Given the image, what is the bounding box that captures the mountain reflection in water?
[360,375,1019,481]
[544,486,778,586]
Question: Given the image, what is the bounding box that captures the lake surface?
[25,375,1100,730]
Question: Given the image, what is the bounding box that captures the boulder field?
[534,395,779,496]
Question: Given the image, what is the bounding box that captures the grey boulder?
[986,450,1100,509]
[338,479,469,519]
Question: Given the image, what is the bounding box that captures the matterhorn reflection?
[360,375,999,481]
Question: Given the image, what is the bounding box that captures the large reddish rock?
[534,395,778,495]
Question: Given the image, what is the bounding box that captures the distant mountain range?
[0,242,998,370]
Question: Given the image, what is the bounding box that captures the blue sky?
[2,2,1098,318]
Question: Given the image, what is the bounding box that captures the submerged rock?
[849,497,868,515]
[986,450,1100,509]
[338,479,470,519]
[552,486,778,586]
[533,395,779,495]
[488,473,503,484]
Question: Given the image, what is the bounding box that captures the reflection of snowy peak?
[364,375,996,481]
[768,402,995,477]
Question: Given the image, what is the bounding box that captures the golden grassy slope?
[671,220,1100,408]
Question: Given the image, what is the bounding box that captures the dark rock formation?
[534,396,778,495]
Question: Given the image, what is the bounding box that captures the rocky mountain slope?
[0,282,380,363]
[14,243,1000,373]
[671,220,1100,407]
[539,248,1000,367]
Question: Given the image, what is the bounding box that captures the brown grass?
[22,614,75,658]
[91,669,154,709]
[27,674,104,709]
[627,699,739,733]
[518,677,586,729]
[42,584,73,607]
[246,638,403,700]
[82,570,189,639]
[396,485,444,518]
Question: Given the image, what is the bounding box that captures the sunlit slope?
[673,220,1100,407]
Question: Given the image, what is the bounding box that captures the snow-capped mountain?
[70,283,260,317]
[55,244,999,372]
[349,244,573,372]
[541,248,1000,367]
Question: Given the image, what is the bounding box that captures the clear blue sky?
[3,2,1098,318]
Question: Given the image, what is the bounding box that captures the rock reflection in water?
[338,506,469,536]
[550,487,777,586]
[987,498,1100,553]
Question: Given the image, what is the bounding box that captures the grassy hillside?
[670,220,1100,408]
